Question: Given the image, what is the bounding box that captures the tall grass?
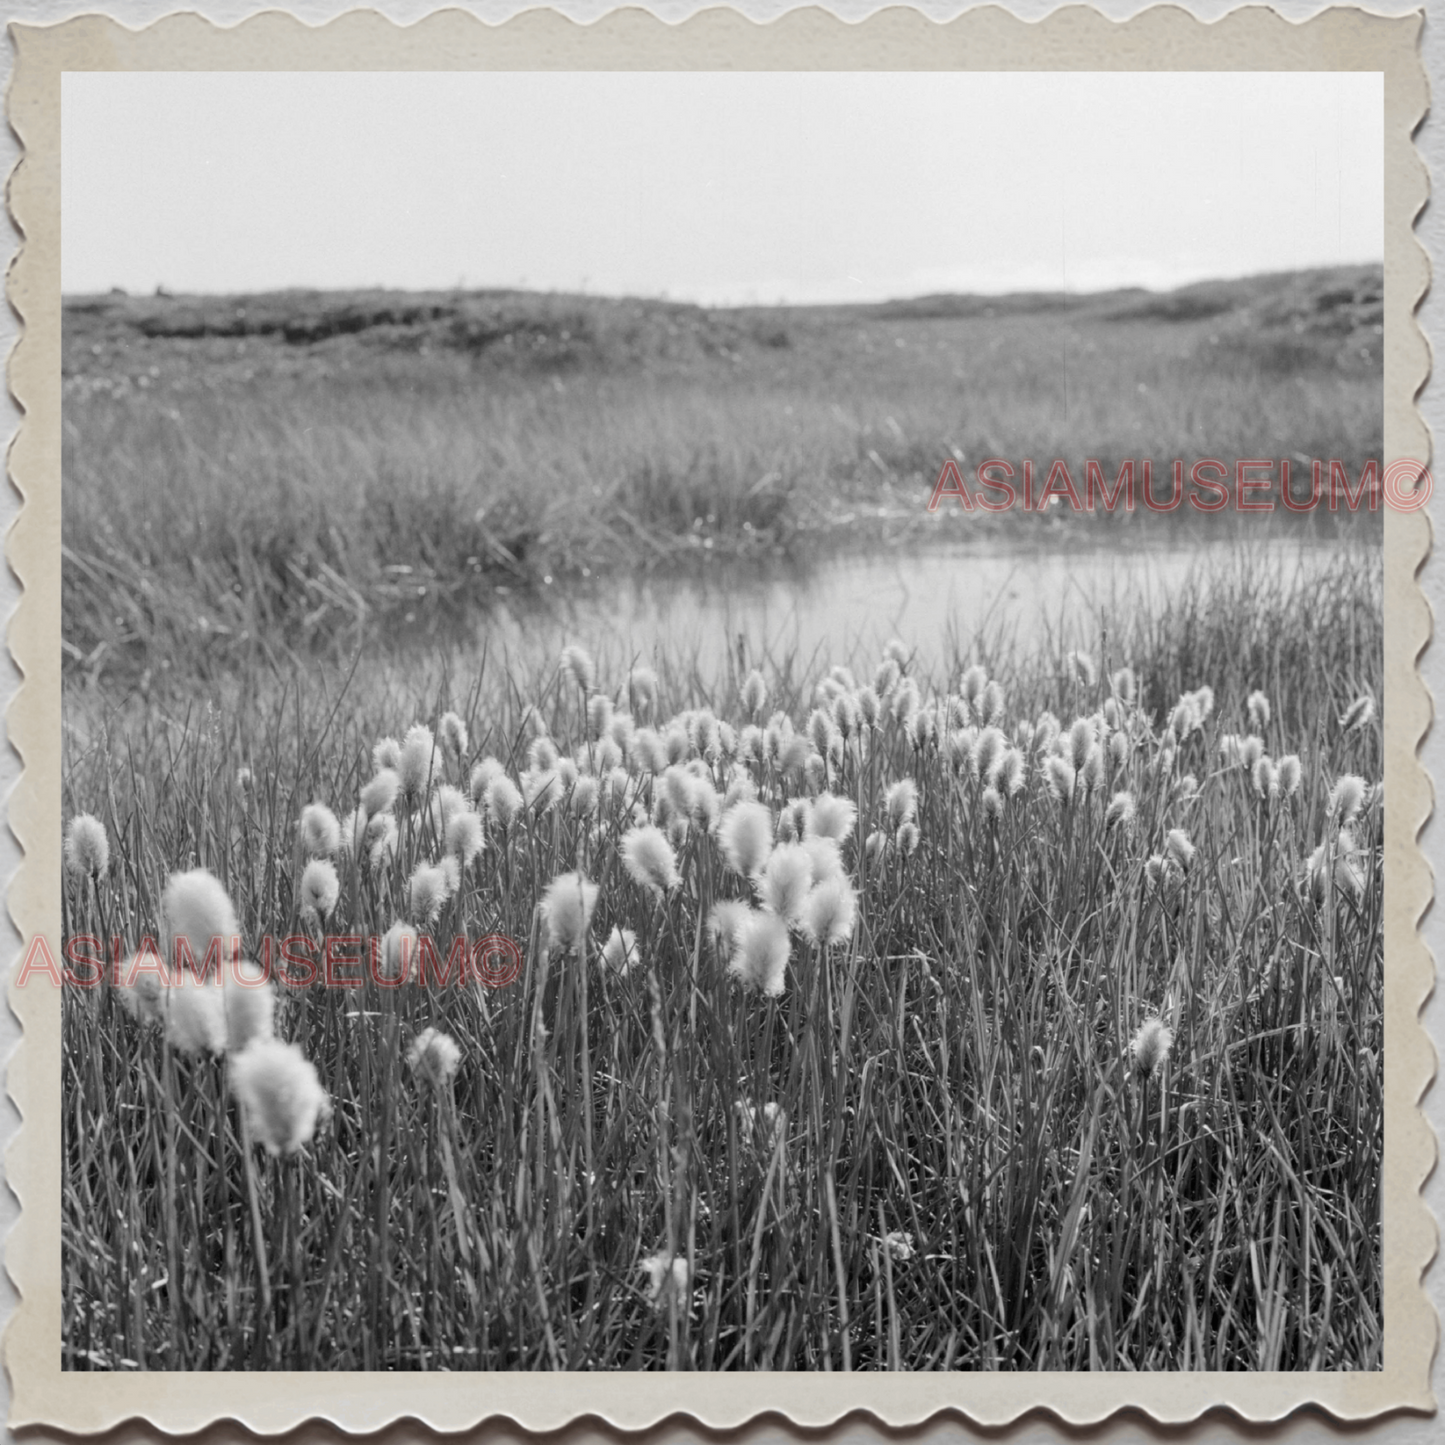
[60,547,1382,1371]
[62,269,1383,686]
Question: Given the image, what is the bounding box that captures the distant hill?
[64,264,1383,370]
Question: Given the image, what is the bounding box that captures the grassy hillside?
[62,267,1383,687]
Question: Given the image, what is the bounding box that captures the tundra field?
[61,271,1383,1372]
[61,265,1382,689]
[62,550,1382,1372]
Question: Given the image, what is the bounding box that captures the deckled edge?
[3,3,1435,1434]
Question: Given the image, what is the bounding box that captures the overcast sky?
[62,70,1383,303]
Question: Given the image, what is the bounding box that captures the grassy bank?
[62,549,1382,1370]
[62,267,1382,688]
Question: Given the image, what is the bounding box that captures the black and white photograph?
[54,61,1390,1380]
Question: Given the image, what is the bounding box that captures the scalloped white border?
[3,5,1434,1433]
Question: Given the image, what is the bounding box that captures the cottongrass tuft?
[360,768,400,819]
[1328,774,1367,826]
[757,843,813,927]
[1340,694,1375,731]
[438,711,469,763]
[485,773,525,830]
[230,1040,329,1156]
[718,801,774,878]
[64,814,109,880]
[299,803,341,858]
[629,665,659,716]
[883,1231,916,1263]
[1247,690,1272,730]
[1164,828,1196,871]
[885,778,918,830]
[300,858,341,921]
[1105,791,1136,829]
[115,956,166,1026]
[1044,755,1076,807]
[398,724,439,804]
[223,960,275,1054]
[165,974,227,1056]
[896,821,921,858]
[444,807,485,868]
[801,875,858,947]
[1278,754,1303,796]
[561,644,597,694]
[1130,1017,1174,1079]
[1070,650,1096,688]
[379,921,421,983]
[407,861,453,926]
[407,1026,462,1087]
[639,1253,690,1310]
[373,736,402,773]
[162,868,240,972]
[541,871,599,954]
[600,926,639,974]
[1252,757,1280,801]
[728,909,790,996]
[810,792,857,842]
[708,900,751,964]
[621,825,680,896]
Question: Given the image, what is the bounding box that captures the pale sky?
[62,71,1383,303]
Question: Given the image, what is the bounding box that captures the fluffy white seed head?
[372,737,402,773]
[728,909,790,996]
[162,868,241,975]
[810,792,857,842]
[1044,755,1076,807]
[629,665,659,716]
[299,802,341,859]
[801,875,858,947]
[300,858,340,920]
[621,825,680,895]
[444,807,485,867]
[541,871,599,953]
[561,644,596,694]
[1340,694,1375,731]
[1105,791,1136,829]
[885,778,918,831]
[398,724,439,804]
[379,921,421,983]
[360,768,400,819]
[1130,1017,1174,1078]
[1247,690,1271,731]
[165,974,227,1055]
[639,1253,690,1309]
[230,1040,328,1156]
[64,814,110,880]
[407,1026,462,1087]
[223,960,275,1054]
[438,711,469,762]
[600,926,639,974]
[407,861,452,926]
[718,801,774,879]
[757,843,813,927]
[1277,754,1303,796]
[484,772,525,829]
[1164,828,1196,871]
[1328,774,1367,825]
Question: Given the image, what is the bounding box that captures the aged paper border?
[4,3,1433,1433]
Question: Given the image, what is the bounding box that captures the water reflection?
[434,536,1365,683]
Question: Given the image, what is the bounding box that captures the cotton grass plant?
[61,547,1383,1371]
